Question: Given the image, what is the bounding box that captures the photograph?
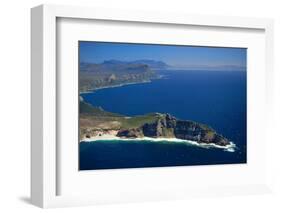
[79,41,247,170]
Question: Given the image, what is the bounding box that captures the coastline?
[80,135,236,152]
[79,74,237,153]
[80,80,152,94]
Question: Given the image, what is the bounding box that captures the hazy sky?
[79,41,246,69]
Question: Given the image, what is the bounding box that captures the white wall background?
[0,0,280,212]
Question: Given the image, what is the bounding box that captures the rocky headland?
[117,113,230,146]
[79,59,231,147]
[80,101,230,147]
[79,60,165,92]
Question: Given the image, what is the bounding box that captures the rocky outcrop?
[118,113,230,146]
[81,128,118,139]
[142,114,176,138]
[79,99,230,146]
[117,128,144,138]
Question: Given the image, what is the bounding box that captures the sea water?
[80,70,247,170]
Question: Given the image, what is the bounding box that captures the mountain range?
[79,60,166,92]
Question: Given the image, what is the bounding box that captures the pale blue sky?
[79,41,246,69]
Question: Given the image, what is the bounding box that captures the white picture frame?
[31,4,274,208]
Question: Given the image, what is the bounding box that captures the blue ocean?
[80,70,247,170]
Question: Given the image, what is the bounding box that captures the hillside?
[79,60,166,92]
[79,100,230,146]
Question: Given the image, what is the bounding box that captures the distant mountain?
[96,59,169,70]
[131,60,169,69]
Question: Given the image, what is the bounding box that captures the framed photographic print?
[78,41,246,170]
[31,4,274,208]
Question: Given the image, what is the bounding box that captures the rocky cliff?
[117,113,230,146]
[79,100,230,146]
[79,60,160,92]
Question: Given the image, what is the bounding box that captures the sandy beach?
[80,134,236,152]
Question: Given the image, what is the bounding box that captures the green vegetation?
[80,100,159,130]
[79,100,230,146]
[120,114,159,129]
[80,100,122,117]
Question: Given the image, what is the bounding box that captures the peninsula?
[80,100,231,147]
[79,60,166,92]
[79,59,232,148]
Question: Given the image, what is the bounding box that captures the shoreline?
[80,80,152,94]
[79,74,165,94]
[79,75,236,153]
[80,135,236,152]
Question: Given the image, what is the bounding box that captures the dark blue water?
[80,70,247,170]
